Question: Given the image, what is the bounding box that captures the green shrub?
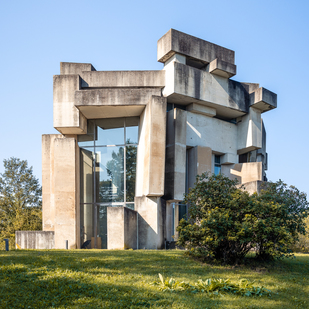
[176,173,309,264]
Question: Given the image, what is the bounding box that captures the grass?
[0,250,308,309]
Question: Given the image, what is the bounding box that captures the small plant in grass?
[152,274,272,297]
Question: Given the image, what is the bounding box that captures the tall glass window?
[79,117,138,248]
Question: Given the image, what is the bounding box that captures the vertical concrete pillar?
[165,108,187,201]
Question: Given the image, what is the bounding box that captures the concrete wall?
[135,196,164,249]
[136,95,167,197]
[107,207,137,249]
[16,231,54,249]
[42,134,79,249]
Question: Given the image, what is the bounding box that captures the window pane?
[80,149,94,204]
[81,204,94,245]
[126,126,138,144]
[98,206,107,249]
[214,165,221,175]
[96,146,124,203]
[96,118,124,146]
[126,145,137,202]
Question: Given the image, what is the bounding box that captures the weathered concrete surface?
[135,196,164,249]
[136,96,166,197]
[209,58,236,78]
[16,231,54,249]
[158,29,235,65]
[43,135,79,249]
[75,88,161,119]
[164,109,187,201]
[53,75,87,134]
[186,103,216,117]
[187,146,212,190]
[163,62,249,119]
[249,87,277,112]
[107,207,137,249]
[240,180,264,195]
[42,134,63,232]
[80,70,165,88]
[222,162,263,184]
[237,107,262,155]
[60,62,96,75]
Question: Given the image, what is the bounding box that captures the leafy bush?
[176,173,309,264]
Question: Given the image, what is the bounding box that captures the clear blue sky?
[1,0,308,195]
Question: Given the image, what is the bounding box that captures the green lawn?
[0,250,308,309]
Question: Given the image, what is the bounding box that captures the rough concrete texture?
[135,196,164,249]
[80,70,165,88]
[186,103,216,117]
[42,135,79,249]
[136,96,166,197]
[163,62,249,119]
[209,58,236,78]
[223,162,263,184]
[164,109,187,201]
[158,29,235,65]
[16,231,54,249]
[107,207,137,249]
[240,180,264,195]
[60,62,96,75]
[249,87,277,112]
[237,107,262,154]
[187,146,212,190]
[53,75,87,134]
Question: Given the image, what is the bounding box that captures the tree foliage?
[176,173,309,264]
[0,157,42,249]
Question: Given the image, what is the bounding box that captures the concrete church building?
[41,29,277,250]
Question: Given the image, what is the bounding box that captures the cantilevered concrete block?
[237,107,262,154]
[209,58,236,78]
[224,162,263,184]
[53,75,87,134]
[158,29,235,65]
[249,87,277,112]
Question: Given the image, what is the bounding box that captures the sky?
[0,0,308,196]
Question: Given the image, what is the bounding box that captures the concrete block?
[158,29,235,65]
[186,103,216,117]
[60,62,96,75]
[107,207,137,249]
[209,58,236,78]
[221,153,238,165]
[135,196,164,249]
[15,231,55,249]
[53,75,87,134]
[80,70,165,88]
[239,180,264,195]
[237,107,262,155]
[249,87,277,112]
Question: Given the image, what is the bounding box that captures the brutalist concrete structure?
[41,29,277,250]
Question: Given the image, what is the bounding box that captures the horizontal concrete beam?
[249,87,277,112]
[186,103,216,117]
[80,70,165,88]
[209,58,236,78]
[158,29,235,65]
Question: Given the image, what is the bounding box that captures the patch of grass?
[0,250,308,308]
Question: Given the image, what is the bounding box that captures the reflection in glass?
[96,147,124,203]
[81,204,94,244]
[98,206,107,249]
[126,145,137,202]
[78,121,95,148]
[126,126,138,144]
[96,118,124,146]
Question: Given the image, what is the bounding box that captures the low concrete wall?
[15,231,55,249]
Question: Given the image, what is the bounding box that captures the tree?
[176,173,309,264]
[0,157,42,249]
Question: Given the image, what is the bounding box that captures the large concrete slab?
[16,231,54,249]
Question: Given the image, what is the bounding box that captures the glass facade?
[79,117,138,248]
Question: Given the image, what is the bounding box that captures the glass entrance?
[78,117,138,248]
